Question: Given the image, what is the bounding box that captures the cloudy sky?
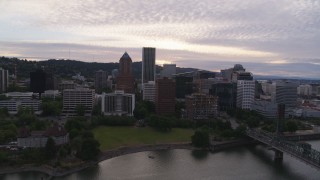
[0,0,320,78]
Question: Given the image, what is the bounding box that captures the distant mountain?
[0,57,198,80]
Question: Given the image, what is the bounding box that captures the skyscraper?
[142,47,156,83]
[116,52,134,93]
[0,67,9,94]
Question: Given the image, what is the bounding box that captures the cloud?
[0,0,320,78]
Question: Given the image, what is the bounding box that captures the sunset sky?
[0,0,320,78]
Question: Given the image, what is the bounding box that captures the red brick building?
[155,77,176,115]
[116,52,134,93]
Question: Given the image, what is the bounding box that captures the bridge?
[246,128,320,169]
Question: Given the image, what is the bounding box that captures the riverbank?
[0,139,252,178]
[0,142,196,178]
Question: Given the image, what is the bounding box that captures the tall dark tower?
[30,69,46,98]
[142,47,155,83]
[116,52,134,93]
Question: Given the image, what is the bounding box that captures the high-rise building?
[155,77,176,115]
[236,80,255,110]
[160,64,176,78]
[0,67,9,94]
[142,47,156,83]
[101,90,135,116]
[116,52,134,93]
[271,81,298,109]
[95,70,108,93]
[62,88,95,117]
[173,72,194,99]
[143,81,156,102]
[30,69,46,97]
[210,82,237,111]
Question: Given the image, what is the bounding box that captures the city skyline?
[0,0,320,78]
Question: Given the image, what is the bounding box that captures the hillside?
[0,57,198,80]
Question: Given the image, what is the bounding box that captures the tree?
[78,138,100,160]
[191,129,210,148]
[286,120,298,133]
[45,137,56,159]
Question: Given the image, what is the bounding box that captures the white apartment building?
[101,90,135,116]
[143,81,155,102]
[236,80,255,110]
[62,88,95,117]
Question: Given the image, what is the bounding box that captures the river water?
[2,141,320,180]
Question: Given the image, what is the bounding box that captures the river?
[2,140,320,180]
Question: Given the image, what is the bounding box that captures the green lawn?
[92,126,194,151]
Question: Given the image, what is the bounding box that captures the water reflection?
[191,150,208,160]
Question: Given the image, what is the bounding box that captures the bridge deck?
[247,129,320,170]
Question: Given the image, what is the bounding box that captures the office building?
[236,80,255,110]
[142,47,156,83]
[185,93,219,120]
[62,88,95,117]
[101,90,135,116]
[0,67,9,94]
[155,77,176,115]
[116,52,134,93]
[173,72,194,99]
[143,81,156,102]
[271,81,298,108]
[210,82,237,110]
[95,70,108,93]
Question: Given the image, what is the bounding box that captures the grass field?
[92,126,194,151]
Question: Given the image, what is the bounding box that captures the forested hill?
[0,57,197,79]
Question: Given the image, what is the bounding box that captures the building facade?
[101,90,135,116]
[95,70,108,93]
[116,52,134,93]
[143,81,156,102]
[155,77,176,115]
[142,47,156,83]
[185,93,218,120]
[210,82,237,110]
[17,125,69,148]
[62,88,95,117]
[236,80,255,110]
[0,67,9,94]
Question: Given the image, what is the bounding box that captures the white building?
[0,67,9,94]
[43,90,61,99]
[62,88,95,117]
[160,64,176,78]
[298,84,312,96]
[5,92,33,99]
[101,90,135,116]
[0,99,42,115]
[236,80,255,110]
[58,81,76,92]
[143,81,155,102]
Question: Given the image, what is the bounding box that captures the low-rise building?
[101,90,135,116]
[17,124,69,148]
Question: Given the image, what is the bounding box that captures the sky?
[0,0,320,79]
